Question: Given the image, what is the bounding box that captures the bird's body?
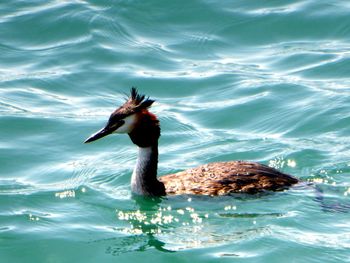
[85,88,299,197]
[161,161,297,195]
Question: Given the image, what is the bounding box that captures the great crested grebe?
[85,88,299,196]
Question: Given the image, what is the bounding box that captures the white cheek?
[115,114,137,133]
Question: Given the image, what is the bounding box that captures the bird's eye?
[108,120,125,130]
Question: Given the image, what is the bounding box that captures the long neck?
[128,111,165,196]
[131,143,166,196]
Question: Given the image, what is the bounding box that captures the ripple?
[0,179,35,195]
[1,0,350,261]
[274,226,350,249]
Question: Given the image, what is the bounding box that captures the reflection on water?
[103,195,277,253]
[103,234,174,256]
[314,185,350,213]
[93,196,175,255]
[98,185,350,255]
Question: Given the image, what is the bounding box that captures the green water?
[1,1,350,262]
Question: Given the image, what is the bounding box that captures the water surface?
[1,1,350,262]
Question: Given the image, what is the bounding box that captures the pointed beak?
[84,126,114,143]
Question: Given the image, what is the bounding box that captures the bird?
[84,88,299,197]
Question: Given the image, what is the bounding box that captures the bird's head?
[84,87,159,146]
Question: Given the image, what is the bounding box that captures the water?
[1,0,350,262]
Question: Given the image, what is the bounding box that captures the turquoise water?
[1,0,350,262]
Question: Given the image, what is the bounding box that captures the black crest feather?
[129,87,155,110]
[109,87,156,121]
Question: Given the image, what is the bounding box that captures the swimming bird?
[84,88,299,196]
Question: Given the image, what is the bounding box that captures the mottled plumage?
[161,161,298,195]
[85,88,299,197]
